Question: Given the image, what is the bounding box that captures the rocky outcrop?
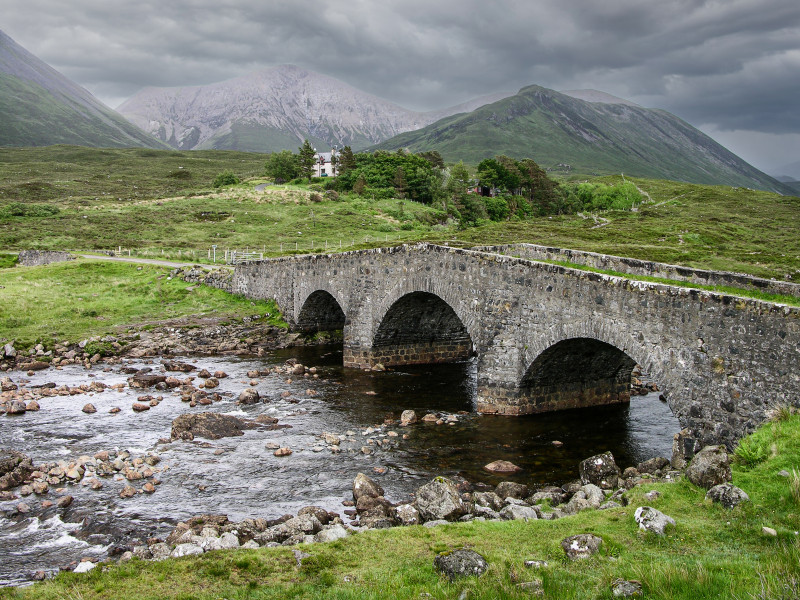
[706,484,750,509]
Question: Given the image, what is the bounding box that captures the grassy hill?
[0,30,165,150]
[370,85,791,195]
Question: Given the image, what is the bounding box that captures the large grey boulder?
[416,477,466,522]
[433,549,488,581]
[579,452,620,489]
[685,445,731,489]
[170,412,256,440]
[495,481,529,500]
[634,506,676,535]
[706,484,750,509]
[314,524,348,543]
[238,388,260,404]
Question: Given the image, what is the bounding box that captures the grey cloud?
[1,0,798,169]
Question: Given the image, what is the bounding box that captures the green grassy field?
[0,259,284,349]
[2,413,798,599]
[1,147,798,280]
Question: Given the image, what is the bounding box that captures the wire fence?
[84,233,421,265]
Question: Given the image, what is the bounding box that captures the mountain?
[370,85,791,194]
[117,65,513,152]
[0,30,165,149]
[773,159,800,182]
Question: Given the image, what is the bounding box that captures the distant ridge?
[370,84,792,195]
[117,65,514,152]
[0,29,165,149]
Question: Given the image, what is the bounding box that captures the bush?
[734,436,770,467]
[484,195,510,221]
[377,224,395,233]
[0,202,61,218]
[166,169,192,179]
[212,171,240,188]
[400,222,415,231]
[309,193,323,203]
[325,190,339,201]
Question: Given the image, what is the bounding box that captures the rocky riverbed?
[0,319,681,586]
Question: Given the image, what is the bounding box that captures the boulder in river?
[484,460,522,474]
[170,412,257,440]
[238,389,260,405]
[0,449,34,491]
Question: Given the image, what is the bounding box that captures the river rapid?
[0,344,679,585]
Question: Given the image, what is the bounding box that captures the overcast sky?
[2,0,799,173]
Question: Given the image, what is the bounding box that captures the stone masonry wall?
[233,243,800,449]
[17,250,74,267]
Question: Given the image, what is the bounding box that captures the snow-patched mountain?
[117,65,512,152]
[0,29,164,149]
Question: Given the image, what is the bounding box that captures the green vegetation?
[0,259,284,349]
[3,415,800,599]
[0,147,798,281]
[212,170,241,188]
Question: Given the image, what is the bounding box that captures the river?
[0,344,679,585]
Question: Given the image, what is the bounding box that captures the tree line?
[262,140,642,228]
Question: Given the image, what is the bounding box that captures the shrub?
[212,171,240,188]
[325,190,339,201]
[734,436,769,467]
[791,468,800,504]
[484,195,510,221]
[166,169,192,179]
[400,222,415,231]
[309,193,323,203]
[377,224,395,233]
[0,202,60,218]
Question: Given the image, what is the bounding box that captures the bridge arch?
[367,291,474,365]
[294,288,347,334]
[514,320,680,416]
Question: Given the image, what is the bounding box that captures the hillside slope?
[371,85,791,194]
[0,30,165,149]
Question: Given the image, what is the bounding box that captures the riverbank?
[1,410,797,599]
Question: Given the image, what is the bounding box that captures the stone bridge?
[231,243,800,448]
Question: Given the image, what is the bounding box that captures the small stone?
[56,495,73,508]
[119,485,136,498]
[634,506,676,535]
[109,407,121,414]
[273,447,292,457]
[644,490,661,501]
[484,460,522,473]
[612,579,643,597]
[400,410,417,425]
[561,533,603,560]
[265,442,281,450]
[517,580,544,595]
[25,401,40,411]
[551,440,563,447]
[132,402,150,412]
[142,482,156,494]
[523,560,549,569]
[762,526,777,537]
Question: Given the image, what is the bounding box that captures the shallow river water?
[0,344,679,585]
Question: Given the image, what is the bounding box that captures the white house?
[314,152,337,177]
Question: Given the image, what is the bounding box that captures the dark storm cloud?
[2,0,798,169]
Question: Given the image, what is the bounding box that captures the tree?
[338,146,356,174]
[298,139,317,181]
[419,150,445,169]
[353,173,367,196]
[264,150,299,183]
[393,166,407,199]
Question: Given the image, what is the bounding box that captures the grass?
[1,147,798,280]
[2,415,800,599]
[0,259,285,349]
